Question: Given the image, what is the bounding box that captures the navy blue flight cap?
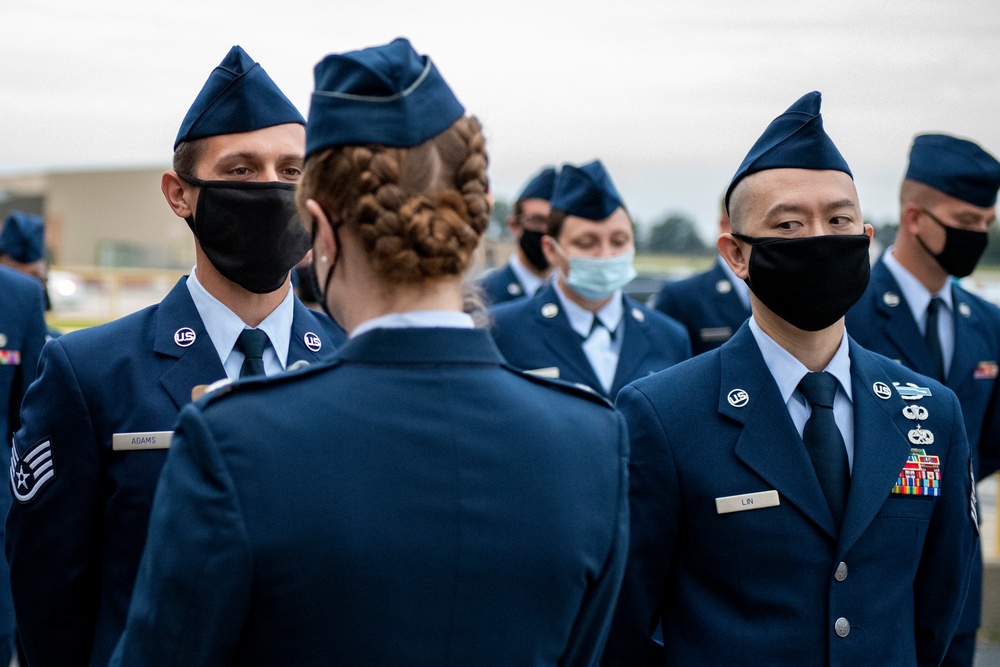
[174,46,305,150]
[0,211,44,263]
[905,134,1000,208]
[725,91,852,211]
[518,167,558,202]
[550,160,625,221]
[305,38,465,159]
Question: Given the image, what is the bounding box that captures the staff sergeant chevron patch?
[10,438,55,503]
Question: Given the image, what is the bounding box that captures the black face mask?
[180,174,311,294]
[916,208,989,278]
[518,229,549,272]
[733,233,871,332]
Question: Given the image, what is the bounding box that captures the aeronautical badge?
[10,438,55,503]
[893,382,931,400]
[902,405,929,421]
[890,448,941,496]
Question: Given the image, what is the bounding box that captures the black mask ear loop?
[311,206,344,321]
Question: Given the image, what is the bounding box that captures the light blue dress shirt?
[749,316,856,471]
[186,269,295,381]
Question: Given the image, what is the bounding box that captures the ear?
[161,171,195,219]
[863,223,874,241]
[541,234,564,272]
[506,216,520,237]
[899,203,922,235]
[718,232,750,281]
[306,199,338,278]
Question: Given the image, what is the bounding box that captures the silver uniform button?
[834,562,848,582]
[541,303,559,318]
[835,617,850,637]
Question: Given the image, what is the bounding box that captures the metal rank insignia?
[891,448,941,496]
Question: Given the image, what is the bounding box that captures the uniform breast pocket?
[876,494,936,520]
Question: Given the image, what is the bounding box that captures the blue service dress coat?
[0,266,47,659]
[5,277,344,667]
[602,324,978,667]
[490,283,692,399]
[845,254,1000,640]
[109,326,629,667]
[476,263,528,305]
[653,258,751,355]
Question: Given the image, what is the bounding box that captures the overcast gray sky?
[2,0,999,238]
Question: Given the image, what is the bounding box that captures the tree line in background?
[489,200,1000,265]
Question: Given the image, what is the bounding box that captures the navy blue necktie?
[798,371,850,526]
[924,297,945,382]
[236,328,269,378]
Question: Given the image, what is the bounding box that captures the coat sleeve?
[6,339,105,666]
[602,384,680,667]
[914,390,979,666]
[109,403,252,666]
[8,279,46,435]
[559,412,630,667]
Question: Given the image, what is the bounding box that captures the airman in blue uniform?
[845,133,1000,667]
[6,46,343,667]
[0,266,46,667]
[603,92,978,666]
[654,201,751,354]
[477,166,556,305]
[491,160,690,398]
[0,210,62,339]
[110,38,628,667]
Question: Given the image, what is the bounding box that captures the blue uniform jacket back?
[111,327,629,667]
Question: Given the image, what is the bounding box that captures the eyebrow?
[764,199,858,217]
[214,151,304,165]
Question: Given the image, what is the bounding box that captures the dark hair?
[547,209,568,239]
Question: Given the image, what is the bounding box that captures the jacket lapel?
[870,259,934,373]
[947,286,986,398]
[153,278,227,410]
[611,297,651,397]
[723,326,838,539]
[288,299,339,366]
[533,286,604,392]
[837,340,915,556]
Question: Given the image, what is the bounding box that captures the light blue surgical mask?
[556,244,637,300]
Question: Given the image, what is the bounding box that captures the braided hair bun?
[298,116,490,284]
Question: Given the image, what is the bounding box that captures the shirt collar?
[749,315,853,406]
[508,254,547,296]
[351,310,475,338]
[552,282,624,338]
[186,268,295,369]
[883,247,954,320]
